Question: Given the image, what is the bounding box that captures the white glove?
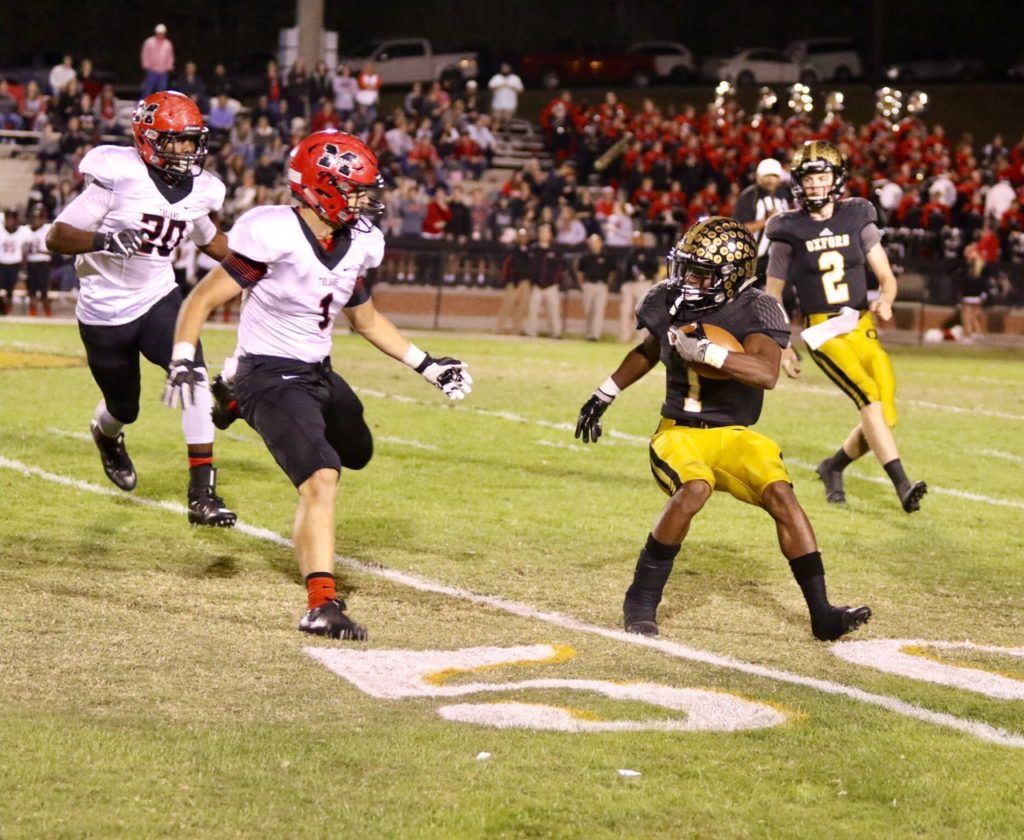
[668,324,728,369]
[416,355,473,400]
[162,358,207,409]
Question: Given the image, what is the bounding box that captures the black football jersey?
[636,284,792,428]
[766,198,876,315]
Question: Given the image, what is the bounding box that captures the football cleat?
[623,589,661,637]
[299,598,368,640]
[899,480,927,513]
[815,458,847,504]
[187,467,237,527]
[90,420,137,491]
[811,605,872,642]
[210,374,241,430]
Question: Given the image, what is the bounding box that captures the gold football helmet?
[666,216,758,317]
[791,140,847,211]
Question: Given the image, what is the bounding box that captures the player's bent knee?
[760,480,800,516]
[670,479,712,513]
[299,468,339,502]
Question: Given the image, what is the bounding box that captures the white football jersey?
[56,145,225,325]
[227,205,385,363]
[0,225,29,265]
[22,224,52,262]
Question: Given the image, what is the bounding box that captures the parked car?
[885,51,987,82]
[520,46,656,89]
[624,41,696,82]
[336,39,478,87]
[703,48,818,86]
[784,38,862,81]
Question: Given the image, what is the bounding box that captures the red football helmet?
[288,131,384,230]
[131,91,208,181]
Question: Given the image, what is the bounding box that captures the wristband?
[92,232,108,252]
[172,342,197,362]
[403,343,428,370]
[702,343,729,369]
[598,376,621,399]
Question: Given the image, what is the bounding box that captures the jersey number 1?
[318,294,333,330]
[818,250,850,305]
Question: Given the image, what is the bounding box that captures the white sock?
[92,400,124,437]
[181,368,216,445]
[221,353,239,384]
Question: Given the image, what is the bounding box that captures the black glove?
[162,358,207,409]
[95,229,145,258]
[575,388,615,444]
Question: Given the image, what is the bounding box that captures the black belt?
[663,417,722,430]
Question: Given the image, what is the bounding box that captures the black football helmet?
[666,216,758,318]
[790,140,847,212]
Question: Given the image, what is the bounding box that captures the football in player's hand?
[686,323,744,380]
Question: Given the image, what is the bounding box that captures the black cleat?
[211,374,241,430]
[90,420,137,491]
[187,467,237,527]
[623,589,661,637]
[815,458,846,504]
[299,598,368,640]
[812,605,872,642]
[899,480,927,513]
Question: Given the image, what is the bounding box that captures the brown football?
[685,323,744,380]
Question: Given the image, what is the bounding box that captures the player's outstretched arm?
[344,298,472,400]
[47,185,145,257]
[576,333,660,444]
[866,243,897,322]
[162,266,241,408]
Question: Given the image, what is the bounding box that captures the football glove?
[99,229,146,258]
[668,324,728,368]
[162,358,207,409]
[575,388,615,444]
[416,355,473,400]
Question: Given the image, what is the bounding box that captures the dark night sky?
[0,0,1020,80]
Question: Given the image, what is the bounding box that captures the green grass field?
[2,321,1023,838]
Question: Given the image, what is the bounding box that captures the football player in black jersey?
[575,217,871,641]
[765,141,926,513]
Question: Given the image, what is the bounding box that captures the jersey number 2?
[139,213,188,257]
[818,250,850,305]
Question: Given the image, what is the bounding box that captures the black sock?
[788,551,830,616]
[883,458,909,491]
[829,447,853,472]
[189,462,213,488]
[626,533,680,600]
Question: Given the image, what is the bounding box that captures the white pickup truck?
[337,39,478,87]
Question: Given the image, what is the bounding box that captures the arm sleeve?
[222,251,268,288]
[343,277,370,308]
[190,214,218,247]
[54,183,115,230]
[860,222,882,252]
[766,239,793,280]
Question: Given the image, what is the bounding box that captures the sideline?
[1,453,1022,749]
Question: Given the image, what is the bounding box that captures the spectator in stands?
[174,62,207,109]
[497,228,533,333]
[311,100,343,133]
[488,62,523,130]
[575,233,615,341]
[58,116,88,166]
[78,58,102,98]
[486,194,516,243]
[525,223,564,338]
[53,78,83,129]
[404,82,427,120]
[208,93,237,141]
[93,84,119,135]
[19,80,48,132]
[619,230,660,342]
[49,55,76,98]
[285,60,310,120]
[556,206,587,246]
[35,123,61,172]
[421,185,451,284]
[309,60,333,106]
[961,235,990,342]
[207,63,233,100]
[385,113,414,167]
[356,61,381,122]
[264,60,283,116]
[445,185,473,282]
[0,80,24,132]
[140,23,174,97]
[332,64,357,119]
[603,200,634,246]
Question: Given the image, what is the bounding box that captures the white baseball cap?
[155,23,167,34]
[756,158,783,179]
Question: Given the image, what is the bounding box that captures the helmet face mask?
[666,216,757,319]
[791,141,846,212]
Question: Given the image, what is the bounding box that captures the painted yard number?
[307,640,1024,737]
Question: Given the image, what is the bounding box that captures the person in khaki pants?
[525,224,564,338]
[619,230,661,342]
[497,228,532,334]
[575,233,616,341]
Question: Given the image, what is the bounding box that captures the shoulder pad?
[196,171,227,210]
[765,208,801,241]
[357,224,386,271]
[843,197,878,226]
[227,205,293,265]
[79,145,134,190]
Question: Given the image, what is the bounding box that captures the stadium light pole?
[297,0,325,71]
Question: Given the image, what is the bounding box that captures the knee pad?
[107,401,140,425]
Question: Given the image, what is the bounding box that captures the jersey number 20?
[818,250,849,305]
[139,213,187,257]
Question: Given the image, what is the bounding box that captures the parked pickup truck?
[336,39,478,88]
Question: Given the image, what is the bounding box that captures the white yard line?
[979,448,1024,465]
[1,453,1022,749]
[788,383,1024,422]
[48,427,92,442]
[537,439,591,452]
[378,435,439,451]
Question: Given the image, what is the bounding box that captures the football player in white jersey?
[46,91,236,527]
[22,206,53,316]
[0,209,28,315]
[163,131,472,640]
